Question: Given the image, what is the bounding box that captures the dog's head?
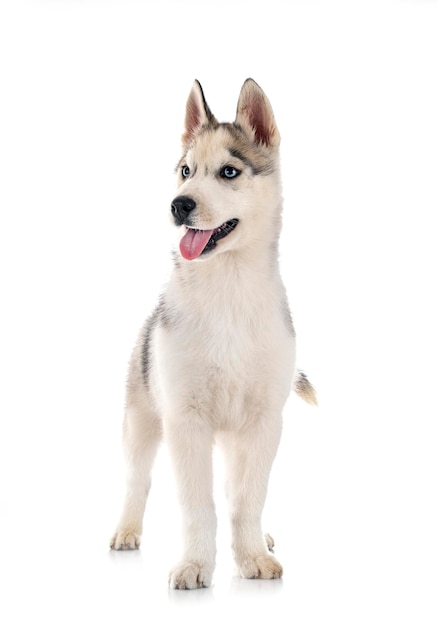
[171,79,282,261]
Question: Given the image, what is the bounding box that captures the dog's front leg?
[221,417,283,579]
[166,416,216,589]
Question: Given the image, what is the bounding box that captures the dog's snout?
[171,195,196,226]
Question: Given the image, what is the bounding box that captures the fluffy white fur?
[110,79,315,589]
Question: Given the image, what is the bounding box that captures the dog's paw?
[265,533,275,552]
[110,528,141,550]
[169,560,213,590]
[238,554,283,579]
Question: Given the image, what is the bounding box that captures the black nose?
[171,195,196,226]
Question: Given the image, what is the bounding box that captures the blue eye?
[181,165,190,178]
[221,166,240,179]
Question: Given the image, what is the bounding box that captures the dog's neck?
[168,238,284,317]
[176,237,279,277]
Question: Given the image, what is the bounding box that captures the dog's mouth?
[179,219,239,261]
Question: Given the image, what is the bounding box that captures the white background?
[1,0,436,624]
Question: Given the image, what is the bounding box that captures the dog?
[110,78,316,589]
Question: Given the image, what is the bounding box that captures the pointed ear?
[235,79,280,149]
[182,80,217,150]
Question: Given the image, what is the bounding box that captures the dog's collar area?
[202,219,239,254]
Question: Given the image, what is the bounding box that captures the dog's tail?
[294,370,318,406]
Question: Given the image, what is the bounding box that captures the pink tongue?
[179,228,214,260]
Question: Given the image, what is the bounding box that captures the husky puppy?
[110,79,316,589]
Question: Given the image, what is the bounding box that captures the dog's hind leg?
[110,395,162,550]
[220,417,283,579]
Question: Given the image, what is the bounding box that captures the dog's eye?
[221,166,240,179]
[181,165,190,178]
